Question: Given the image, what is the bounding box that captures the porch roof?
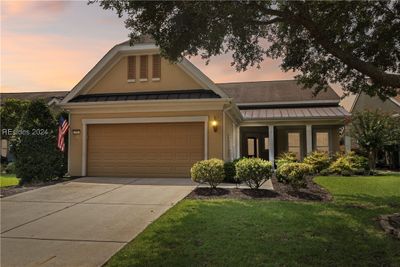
[241,106,350,120]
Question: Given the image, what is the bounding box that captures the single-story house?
[60,40,350,178]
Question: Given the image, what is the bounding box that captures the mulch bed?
[186,176,332,202]
[0,177,76,198]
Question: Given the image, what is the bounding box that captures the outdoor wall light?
[211,117,218,132]
[72,129,81,135]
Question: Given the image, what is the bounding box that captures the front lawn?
[0,174,19,187]
[107,174,400,267]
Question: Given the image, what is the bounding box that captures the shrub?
[223,161,236,183]
[341,170,352,176]
[328,152,369,175]
[303,151,331,174]
[235,158,273,189]
[319,169,331,176]
[5,162,15,174]
[276,162,312,190]
[12,100,65,184]
[191,158,225,188]
[276,152,297,169]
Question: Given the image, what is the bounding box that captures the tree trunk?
[368,150,377,170]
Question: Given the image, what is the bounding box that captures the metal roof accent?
[69,89,221,103]
[241,106,350,120]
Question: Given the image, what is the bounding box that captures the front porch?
[238,123,349,165]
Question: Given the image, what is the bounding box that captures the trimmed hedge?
[276,152,297,168]
[276,162,312,190]
[191,158,225,188]
[235,158,273,189]
[303,151,331,174]
[328,152,369,175]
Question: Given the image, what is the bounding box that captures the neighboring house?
[348,92,400,168]
[0,91,68,161]
[60,40,350,178]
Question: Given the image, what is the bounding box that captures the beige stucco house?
[60,40,350,178]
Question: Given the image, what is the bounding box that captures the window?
[264,137,269,150]
[127,56,136,81]
[140,55,148,81]
[288,132,301,160]
[152,54,161,80]
[316,132,329,152]
[247,137,258,157]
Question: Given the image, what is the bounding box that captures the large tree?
[350,111,400,169]
[91,0,400,98]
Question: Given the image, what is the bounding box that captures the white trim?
[47,98,61,106]
[306,125,312,154]
[127,79,136,83]
[152,78,160,82]
[61,42,227,104]
[268,125,275,167]
[139,78,148,82]
[222,111,226,161]
[350,93,361,112]
[237,100,339,107]
[81,116,208,176]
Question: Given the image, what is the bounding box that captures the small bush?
[341,170,352,176]
[328,152,369,175]
[276,162,312,190]
[5,162,15,174]
[319,169,331,176]
[303,151,331,174]
[223,161,236,183]
[191,158,225,188]
[276,152,297,168]
[235,158,273,189]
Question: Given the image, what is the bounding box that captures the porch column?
[268,125,275,167]
[306,124,312,154]
[345,135,352,153]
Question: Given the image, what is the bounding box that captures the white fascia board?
[178,57,228,98]
[390,96,400,107]
[61,43,160,105]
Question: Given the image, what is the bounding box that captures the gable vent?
[127,56,136,80]
[152,54,161,80]
[140,55,148,80]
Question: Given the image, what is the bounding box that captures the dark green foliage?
[319,169,330,176]
[11,100,65,184]
[276,162,312,189]
[350,111,400,169]
[223,161,236,183]
[276,152,297,168]
[0,98,29,140]
[91,1,400,98]
[5,162,15,174]
[235,158,273,189]
[328,152,369,175]
[303,151,331,174]
[191,158,225,188]
[341,170,352,177]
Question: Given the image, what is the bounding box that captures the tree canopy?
[91,0,400,98]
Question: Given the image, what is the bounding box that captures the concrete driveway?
[1,177,196,267]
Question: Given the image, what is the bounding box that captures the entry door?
[242,133,270,160]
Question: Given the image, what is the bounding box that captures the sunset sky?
[1,1,351,104]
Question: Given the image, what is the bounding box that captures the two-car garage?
[86,122,205,178]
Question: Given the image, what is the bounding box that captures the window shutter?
[127,56,136,80]
[140,55,148,80]
[152,54,161,79]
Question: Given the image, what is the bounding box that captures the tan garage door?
[87,122,204,178]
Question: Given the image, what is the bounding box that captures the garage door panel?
[87,122,204,178]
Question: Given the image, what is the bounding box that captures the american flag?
[57,116,69,152]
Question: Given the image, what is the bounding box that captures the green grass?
[0,174,20,187]
[107,174,400,267]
